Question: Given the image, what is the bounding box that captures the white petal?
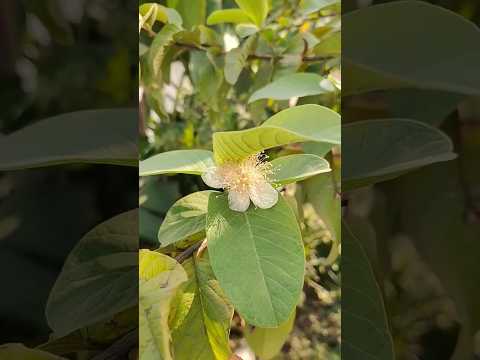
[201,167,223,188]
[228,190,251,212]
[249,181,279,209]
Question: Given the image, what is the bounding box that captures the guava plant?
[139,0,342,357]
[139,103,341,358]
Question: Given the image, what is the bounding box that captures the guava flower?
[201,154,278,212]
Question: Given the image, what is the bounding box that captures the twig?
[91,329,137,360]
[172,41,334,62]
[175,241,203,263]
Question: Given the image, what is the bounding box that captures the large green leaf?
[234,0,269,27]
[172,254,234,360]
[140,150,215,176]
[139,250,187,360]
[206,194,304,327]
[343,119,456,190]
[207,9,252,25]
[46,210,138,337]
[270,154,331,186]
[248,73,331,103]
[213,105,341,163]
[0,109,137,170]
[343,222,395,360]
[0,344,66,360]
[158,191,216,247]
[244,310,295,360]
[343,1,480,96]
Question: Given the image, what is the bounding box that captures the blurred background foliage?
[343,0,480,359]
[139,0,341,358]
[0,0,137,346]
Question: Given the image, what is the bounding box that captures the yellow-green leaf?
[172,254,234,359]
[245,310,296,360]
[234,0,269,27]
[207,9,253,25]
[139,250,187,360]
[213,104,340,164]
[148,24,181,79]
[139,3,183,27]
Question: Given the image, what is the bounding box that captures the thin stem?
[171,41,334,62]
[175,241,203,263]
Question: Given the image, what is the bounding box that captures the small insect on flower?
[201,153,278,212]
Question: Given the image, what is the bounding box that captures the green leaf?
[384,89,465,126]
[189,51,224,110]
[140,150,215,176]
[343,222,395,359]
[175,26,220,48]
[206,194,304,327]
[302,142,334,157]
[234,0,269,27]
[343,1,480,96]
[168,0,206,29]
[0,344,66,360]
[299,0,339,15]
[0,109,137,170]
[225,51,243,84]
[139,250,188,360]
[343,119,456,190]
[224,36,256,85]
[314,31,340,56]
[270,154,331,186]
[235,23,259,38]
[139,3,183,27]
[305,172,340,264]
[159,191,216,247]
[213,104,341,164]
[148,24,181,79]
[172,254,234,360]
[46,210,138,337]
[207,9,253,25]
[248,73,332,103]
[245,310,295,360]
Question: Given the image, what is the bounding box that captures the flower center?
[218,154,273,193]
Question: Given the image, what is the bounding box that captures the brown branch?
[175,241,203,263]
[172,41,334,63]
